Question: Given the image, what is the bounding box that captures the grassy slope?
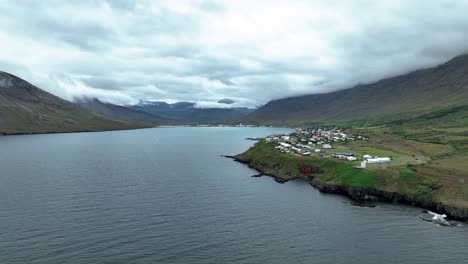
[0,103,141,135]
[238,141,438,200]
[382,105,468,207]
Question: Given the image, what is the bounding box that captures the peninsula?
[229,121,468,220]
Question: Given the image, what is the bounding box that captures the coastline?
[226,154,468,221]
[0,126,152,136]
[0,125,260,136]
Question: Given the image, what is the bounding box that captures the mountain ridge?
[0,71,143,135]
[244,54,468,125]
[131,100,255,123]
[76,98,173,126]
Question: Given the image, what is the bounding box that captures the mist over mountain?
[2,1,468,108]
[132,101,254,123]
[0,70,255,135]
[244,54,468,125]
[0,71,139,134]
[76,98,173,127]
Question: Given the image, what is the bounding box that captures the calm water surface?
[0,127,467,264]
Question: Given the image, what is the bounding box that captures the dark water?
[1,127,467,264]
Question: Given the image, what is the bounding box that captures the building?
[360,161,367,168]
[333,152,354,157]
[347,156,357,161]
[367,157,391,163]
[322,144,332,149]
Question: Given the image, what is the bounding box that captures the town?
[265,128,390,168]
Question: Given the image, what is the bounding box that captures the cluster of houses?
[264,128,390,167]
[266,127,363,154]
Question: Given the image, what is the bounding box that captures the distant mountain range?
[0,71,140,135]
[76,98,173,126]
[0,71,255,134]
[2,54,468,134]
[244,54,468,125]
[131,101,255,123]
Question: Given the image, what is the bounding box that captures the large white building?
[366,157,391,163]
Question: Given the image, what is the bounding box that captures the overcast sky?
[1,0,468,108]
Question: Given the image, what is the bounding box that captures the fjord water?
[1,127,467,264]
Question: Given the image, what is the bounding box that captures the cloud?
[0,0,468,107]
[218,98,235,104]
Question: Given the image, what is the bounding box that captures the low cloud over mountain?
[1,1,468,107]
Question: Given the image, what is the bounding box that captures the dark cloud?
[218,98,235,104]
[0,0,468,107]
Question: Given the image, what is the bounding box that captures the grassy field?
[238,141,439,200]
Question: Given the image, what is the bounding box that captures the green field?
[238,141,439,198]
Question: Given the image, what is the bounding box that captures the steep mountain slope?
[0,71,140,134]
[245,54,468,125]
[131,101,255,123]
[77,98,173,126]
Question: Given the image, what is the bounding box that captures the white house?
[347,156,357,161]
[361,161,367,168]
[363,154,372,159]
[315,149,321,153]
[280,142,291,148]
[322,144,332,149]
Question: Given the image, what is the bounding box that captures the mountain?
[131,101,255,123]
[0,71,141,135]
[77,98,173,126]
[244,54,468,125]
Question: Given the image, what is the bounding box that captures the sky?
[1,0,468,108]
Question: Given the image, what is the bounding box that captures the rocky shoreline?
[225,155,468,221]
